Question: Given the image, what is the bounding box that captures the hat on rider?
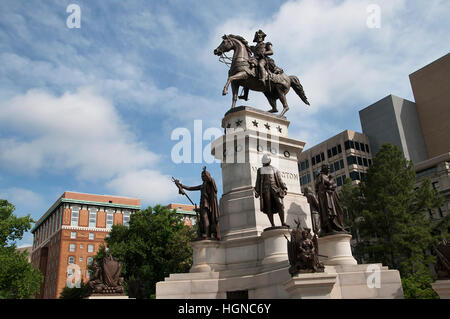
[253,29,267,42]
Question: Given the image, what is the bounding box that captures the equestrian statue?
[213,30,310,118]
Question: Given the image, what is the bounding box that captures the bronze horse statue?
[213,34,310,117]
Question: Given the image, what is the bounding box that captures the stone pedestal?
[211,106,312,240]
[283,273,337,299]
[190,240,225,273]
[156,106,404,299]
[317,233,357,265]
[432,279,450,299]
[260,228,291,265]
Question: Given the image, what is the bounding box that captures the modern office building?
[410,53,450,159]
[415,153,450,222]
[359,94,428,164]
[298,130,373,191]
[31,192,140,299]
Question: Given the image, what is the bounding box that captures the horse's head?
[213,34,234,56]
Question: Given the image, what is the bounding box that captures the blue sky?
[0,0,449,247]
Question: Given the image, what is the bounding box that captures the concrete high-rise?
[359,94,428,164]
[409,53,450,159]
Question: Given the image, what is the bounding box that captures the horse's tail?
[289,75,310,106]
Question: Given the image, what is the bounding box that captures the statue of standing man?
[314,164,346,234]
[254,154,289,228]
[176,167,220,240]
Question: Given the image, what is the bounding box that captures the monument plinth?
[317,233,357,265]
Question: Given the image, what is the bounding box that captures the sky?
[0,0,449,247]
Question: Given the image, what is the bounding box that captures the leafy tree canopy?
[339,144,444,299]
[0,199,43,299]
[91,204,196,298]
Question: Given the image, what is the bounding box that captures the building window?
[69,244,76,252]
[363,157,368,167]
[355,142,360,151]
[87,257,93,265]
[350,171,360,181]
[106,211,114,229]
[340,159,344,169]
[357,156,363,165]
[79,257,83,263]
[312,157,316,166]
[315,154,321,164]
[350,141,354,149]
[71,207,80,227]
[332,146,337,156]
[334,161,340,172]
[123,212,131,227]
[89,208,97,228]
[347,155,356,166]
[337,144,342,153]
[327,149,332,158]
[344,140,350,150]
[89,233,94,240]
[68,256,75,264]
[88,244,94,253]
[337,176,343,187]
[321,152,325,161]
[360,143,365,152]
[70,232,77,239]
[80,244,84,249]
[365,144,370,153]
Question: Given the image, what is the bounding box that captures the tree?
[0,200,43,299]
[340,144,443,298]
[92,205,196,298]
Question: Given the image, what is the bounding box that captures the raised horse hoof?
[222,90,228,96]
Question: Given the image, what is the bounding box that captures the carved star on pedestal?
[252,120,259,127]
[277,126,282,133]
[235,119,243,127]
[264,123,271,130]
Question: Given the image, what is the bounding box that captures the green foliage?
[0,199,43,299]
[92,205,196,298]
[339,144,444,299]
[0,200,34,247]
[59,281,90,299]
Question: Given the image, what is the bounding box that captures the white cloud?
[0,87,160,180]
[106,169,176,205]
[0,187,45,210]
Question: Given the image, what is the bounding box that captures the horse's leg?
[276,85,290,117]
[264,92,277,113]
[231,82,239,109]
[224,71,248,106]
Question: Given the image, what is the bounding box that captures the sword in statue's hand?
[172,177,195,206]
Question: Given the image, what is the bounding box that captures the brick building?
[166,203,197,227]
[30,192,140,299]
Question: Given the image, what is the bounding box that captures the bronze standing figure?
[175,167,220,240]
[314,164,347,234]
[254,154,289,228]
